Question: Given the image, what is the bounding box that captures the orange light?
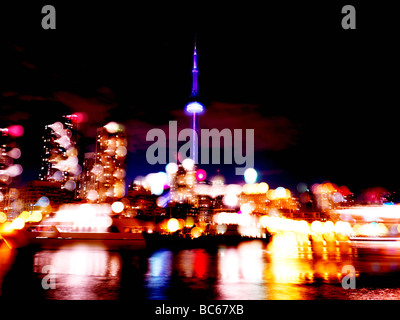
[191,227,202,238]
[178,219,186,230]
[267,189,277,200]
[0,212,7,224]
[18,211,30,221]
[29,211,43,223]
[257,182,269,194]
[185,217,194,227]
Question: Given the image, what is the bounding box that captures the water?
[3,235,400,300]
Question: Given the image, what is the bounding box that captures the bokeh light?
[111,201,124,213]
[167,218,180,233]
[165,162,179,175]
[7,125,24,137]
[182,158,195,171]
[244,168,257,184]
[196,169,207,181]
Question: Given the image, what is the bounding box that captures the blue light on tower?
[185,101,204,114]
[185,37,204,164]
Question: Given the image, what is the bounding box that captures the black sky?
[1,1,399,194]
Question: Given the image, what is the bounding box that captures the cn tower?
[185,38,204,164]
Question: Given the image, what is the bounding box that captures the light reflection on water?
[4,235,400,299]
[32,245,122,300]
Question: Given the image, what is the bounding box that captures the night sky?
[1,1,399,194]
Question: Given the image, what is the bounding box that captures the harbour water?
[2,235,400,300]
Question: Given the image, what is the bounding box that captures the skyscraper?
[77,152,96,200]
[184,38,205,164]
[38,115,80,186]
[92,122,127,202]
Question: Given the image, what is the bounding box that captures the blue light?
[185,101,204,114]
[35,196,50,207]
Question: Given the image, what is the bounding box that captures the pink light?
[72,112,88,123]
[196,169,207,181]
[7,125,24,137]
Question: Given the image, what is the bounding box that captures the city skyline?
[3,2,400,305]
[1,2,399,194]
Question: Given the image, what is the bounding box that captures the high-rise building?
[77,152,96,200]
[92,123,127,202]
[38,115,80,186]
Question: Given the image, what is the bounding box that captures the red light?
[7,125,24,137]
[70,112,88,123]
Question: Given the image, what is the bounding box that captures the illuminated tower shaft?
[191,40,199,98]
[185,38,204,164]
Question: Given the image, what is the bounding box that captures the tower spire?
[191,37,199,98]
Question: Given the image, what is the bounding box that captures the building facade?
[38,115,80,184]
[92,124,127,202]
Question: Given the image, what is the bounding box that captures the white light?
[182,158,195,171]
[165,162,179,175]
[240,203,252,215]
[145,172,168,195]
[104,122,120,134]
[244,168,257,184]
[7,148,21,159]
[116,146,127,157]
[87,190,98,201]
[275,187,287,199]
[185,101,204,114]
[6,164,23,177]
[223,193,238,207]
[111,201,124,213]
[64,180,76,191]
[167,218,180,232]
